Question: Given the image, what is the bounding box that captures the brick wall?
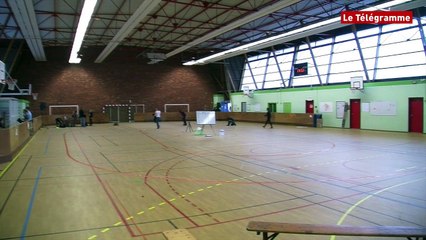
[12,47,222,116]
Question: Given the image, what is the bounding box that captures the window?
[241,20,426,89]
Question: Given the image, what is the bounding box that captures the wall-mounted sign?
[294,62,308,76]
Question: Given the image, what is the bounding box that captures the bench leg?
[260,232,279,240]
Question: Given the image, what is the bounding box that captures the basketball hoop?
[246,89,255,98]
[242,86,255,98]
[350,76,364,94]
[32,93,38,100]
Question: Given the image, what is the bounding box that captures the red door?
[350,99,361,129]
[409,98,423,133]
[305,100,314,113]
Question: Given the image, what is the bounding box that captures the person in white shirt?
[154,108,161,129]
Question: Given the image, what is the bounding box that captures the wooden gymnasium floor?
[0,122,425,240]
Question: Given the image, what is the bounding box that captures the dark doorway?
[268,103,277,112]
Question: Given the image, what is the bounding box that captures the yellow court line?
[85,168,292,239]
[0,132,37,179]
[329,178,425,240]
[89,160,416,239]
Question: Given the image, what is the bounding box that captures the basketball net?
[5,79,16,90]
[350,87,364,94]
[247,90,254,98]
[32,93,38,100]
[243,89,254,98]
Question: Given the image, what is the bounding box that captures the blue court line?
[44,133,51,154]
[20,167,42,240]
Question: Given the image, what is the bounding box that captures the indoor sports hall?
[1,0,425,240]
[0,121,425,240]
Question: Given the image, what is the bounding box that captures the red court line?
[137,129,201,227]
[75,127,422,238]
[104,181,147,239]
[136,189,372,237]
[63,132,137,237]
[165,159,221,223]
[62,133,117,172]
[63,129,214,231]
[144,159,200,227]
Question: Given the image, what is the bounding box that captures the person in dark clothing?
[179,110,187,126]
[214,102,221,111]
[79,109,87,127]
[89,110,94,126]
[263,108,273,128]
[55,118,66,128]
[227,117,236,126]
[71,111,78,127]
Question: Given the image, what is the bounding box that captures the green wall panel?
[229,80,426,133]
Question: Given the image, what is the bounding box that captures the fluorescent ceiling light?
[183,0,415,66]
[69,0,98,63]
[183,16,340,66]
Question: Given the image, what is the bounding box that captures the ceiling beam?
[165,0,301,59]
[8,0,46,61]
[184,0,426,65]
[94,0,162,63]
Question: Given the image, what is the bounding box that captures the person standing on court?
[179,110,187,126]
[89,110,94,126]
[263,107,273,128]
[79,109,87,127]
[154,108,161,129]
[71,111,78,127]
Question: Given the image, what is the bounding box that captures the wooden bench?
[247,221,426,240]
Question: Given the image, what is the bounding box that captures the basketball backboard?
[242,85,254,98]
[350,76,364,90]
[0,60,5,83]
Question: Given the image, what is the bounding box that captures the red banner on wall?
[341,11,413,24]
